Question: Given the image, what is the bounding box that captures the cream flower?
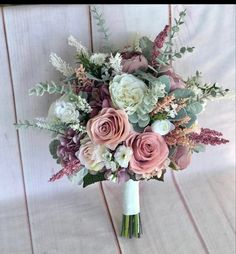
[90,53,107,66]
[109,74,148,115]
[114,145,133,168]
[76,141,105,172]
[151,119,175,135]
[48,100,79,123]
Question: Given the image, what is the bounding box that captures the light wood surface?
[2,5,117,254]
[0,4,235,254]
[0,8,32,254]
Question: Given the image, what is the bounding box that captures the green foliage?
[156,75,171,93]
[77,53,103,78]
[159,9,194,65]
[186,71,229,102]
[49,139,60,160]
[68,167,89,185]
[185,101,203,115]
[170,88,195,99]
[83,172,106,188]
[90,5,112,52]
[192,144,206,153]
[139,36,154,62]
[29,81,72,96]
[15,120,66,135]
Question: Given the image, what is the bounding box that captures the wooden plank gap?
[88,5,94,53]
[168,4,173,66]
[99,182,122,254]
[171,171,210,254]
[1,7,34,254]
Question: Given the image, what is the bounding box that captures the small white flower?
[107,173,118,183]
[109,53,122,74]
[54,101,79,123]
[90,53,107,66]
[114,145,133,168]
[151,119,175,135]
[105,161,118,172]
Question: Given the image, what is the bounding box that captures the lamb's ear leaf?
[83,172,106,188]
[139,36,153,62]
[49,139,60,159]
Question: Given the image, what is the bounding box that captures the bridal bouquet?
[16,8,230,238]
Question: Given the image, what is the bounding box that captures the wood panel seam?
[99,183,122,254]
[1,7,34,254]
[171,171,210,254]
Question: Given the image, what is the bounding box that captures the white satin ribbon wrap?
[122,179,140,215]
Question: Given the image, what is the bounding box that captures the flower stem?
[120,213,142,238]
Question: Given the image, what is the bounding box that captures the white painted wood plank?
[0,7,32,254]
[4,5,117,254]
[92,5,206,253]
[172,4,235,254]
[91,4,169,52]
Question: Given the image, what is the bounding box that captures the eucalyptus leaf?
[186,102,203,114]
[157,75,170,93]
[192,144,206,153]
[49,139,60,159]
[139,36,153,61]
[172,108,187,121]
[185,113,197,128]
[171,88,195,99]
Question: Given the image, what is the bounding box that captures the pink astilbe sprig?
[49,160,81,182]
[188,128,229,146]
[151,25,170,66]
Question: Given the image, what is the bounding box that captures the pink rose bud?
[172,145,192,170]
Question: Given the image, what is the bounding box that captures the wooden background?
[0,4,235,254]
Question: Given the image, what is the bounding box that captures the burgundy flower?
[57,129,85,165]
[121,51,148,73]
[152,25,170,66]
[89,84,113,117]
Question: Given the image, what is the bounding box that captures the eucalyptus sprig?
[90,5,112,53]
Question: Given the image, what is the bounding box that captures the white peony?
[55,101,79,123]
[114,145,133,168]
[90,53,107,66]
[109,74,148,115]
[48,99,79,124]
[151,119,175,135]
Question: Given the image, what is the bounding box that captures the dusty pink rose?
[121,52,148,73]
[172,146,192,170]
[159,66,186,91]
[126,130,169,174]
[87,108,131,150]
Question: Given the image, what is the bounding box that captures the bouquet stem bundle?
[121,179,142,238]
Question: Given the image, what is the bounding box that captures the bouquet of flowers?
[16,8,230,238]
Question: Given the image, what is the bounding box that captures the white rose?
[54,101,79,123]
[48,95,80,123]
[109,74,147,115]
[151,119,175,135]
[90,53,107,66]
